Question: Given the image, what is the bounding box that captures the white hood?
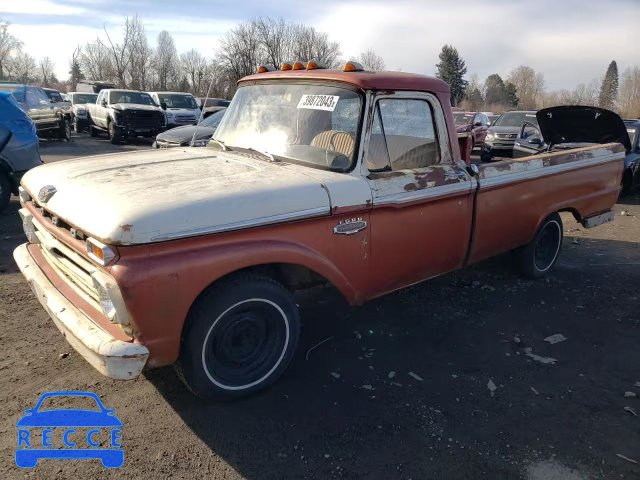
[21,149,334,245]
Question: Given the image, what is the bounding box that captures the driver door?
[362,92,475,298]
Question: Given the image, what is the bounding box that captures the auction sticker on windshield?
[297,94,339,111]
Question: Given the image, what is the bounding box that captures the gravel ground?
[0,134,639,479]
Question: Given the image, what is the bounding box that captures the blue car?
[15,391,123,468]
[0,91,42,211]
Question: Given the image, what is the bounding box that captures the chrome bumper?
[13,243,149,380]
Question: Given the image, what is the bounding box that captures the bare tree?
[153,30,179,90]
[68,46,84,90]
[99,16,138,87]
[293,25,341,67]
[618,66,640,119]
[81,39,114,81]
[9,51,37,84]
[254,17,296,68]
[507,65,545,109]
[127,16,153,90]
[358,49,385,71]
[181,49,209,95]
[218,20,262,84]
[38,57,57,86]
[0,19,23,79]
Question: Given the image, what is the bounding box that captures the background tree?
[9,51,37,84]
[618,66,640,119]
[68,46,84,90]
[504,82,518,107]
[435,45,467,106]
[127,16,152,90]
[598,60,619,110]
[38,57,57,86]
[358,49,386,71]
[181,49,209,96]
[0,19,22,80]
[80,39,113,81]
[99,17,138,87]
[153,31,179,90]
[507,65,544,109]
[483,74,508,105]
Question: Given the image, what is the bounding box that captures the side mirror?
[528,137,543,146]
[160,102,167,110]
[101,99,107,107]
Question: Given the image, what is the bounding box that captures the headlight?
[76,107,86,114]
[87,237,116,266]
[485,132,496,141]
[91,270,130,326]
[191,139,210,147]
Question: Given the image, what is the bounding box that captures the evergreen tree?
[435,45,467,106]
[505,81,519,107]
[598,60,619,109]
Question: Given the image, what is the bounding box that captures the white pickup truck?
[86,89,166,144]
[148,91,201,129]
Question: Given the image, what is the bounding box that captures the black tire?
[175,273,300,400]
[0,172,10,212]
[90,125,99,137]
[59,116,71,141]
[108,121,120,145]
[517,212,563,279]
[72,115,80,133]
[480,152,492,163]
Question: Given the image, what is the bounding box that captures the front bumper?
[13,243,149,380]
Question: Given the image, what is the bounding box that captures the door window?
[366,98,439,171]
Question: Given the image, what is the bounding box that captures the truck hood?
[536,106,631,153]
[21,148,332,245]
[112,103,162,112]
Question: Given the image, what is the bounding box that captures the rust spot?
[404,183,418,191]
[367,171,405,180]
[121,224,133,232]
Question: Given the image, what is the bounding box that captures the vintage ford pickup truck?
[14,61,626,399]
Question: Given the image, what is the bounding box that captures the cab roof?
[238,69,451,94]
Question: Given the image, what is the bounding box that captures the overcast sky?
[3,0,638,90]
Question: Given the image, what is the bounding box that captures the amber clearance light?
[292,61,305,71]
[344,61,364,72]
[281,62,293,71]
[306,60,324,70]
[87,237,116,266]
[257,65,275,73]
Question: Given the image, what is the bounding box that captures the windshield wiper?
[245,147,276,162]
[208,138,229,151]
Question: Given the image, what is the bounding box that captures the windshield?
[109,91,156,106]
[72,93,97,105]
[628,128,638,149]
[158,93,198,109]
[45,90,63,102]
[453,113,474,125]
[494,112,538,127]
[200,108,226,127]
[213,83,363,171]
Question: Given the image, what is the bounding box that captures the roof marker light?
[281,62,293,71]
[344,61,364,72]
[257,65,275,73]
[306,60,324,70]
[292,61,306,71]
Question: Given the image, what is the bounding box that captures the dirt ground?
[1,134,639,479]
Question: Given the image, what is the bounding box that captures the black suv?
[0,83,70,141]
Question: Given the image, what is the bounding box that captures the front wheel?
[108,122,120,145]
[175,273,300,400]
[59,117,71,141]
[517,212,563,278]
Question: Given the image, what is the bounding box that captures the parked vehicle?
[42,88,72,115]
[154,108,226,148]
[76,80,116,94]
[14,63,626,400]
[0,91,42,211]
[200,98,231,119]
[512,106,636,196]
[148,92,200,129]
[67,92,99,132]
[480,110,537,161]
[0,83,70,141]
[453,111,489,148]
[623,119,640,195]
[86,89,166,144]
[487,114,499,126]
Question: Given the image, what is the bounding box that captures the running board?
[581,210,615,228]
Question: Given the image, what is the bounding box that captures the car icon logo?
[15,391,123,468]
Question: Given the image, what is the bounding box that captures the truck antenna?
[190,69,216,147]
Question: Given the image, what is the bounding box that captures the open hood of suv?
[536,106,631,153]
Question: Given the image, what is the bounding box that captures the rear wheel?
[90,125,99,137]
[59,117,71,141]
[175,273,300,400]
[0,172,10,212]
[517,213,563,278]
